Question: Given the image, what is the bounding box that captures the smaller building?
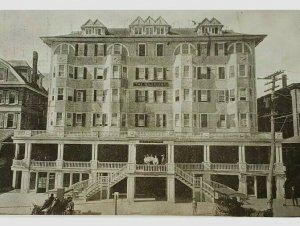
[257,78,300,197]
[0,52,48,190]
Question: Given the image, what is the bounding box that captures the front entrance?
[246,175,267,198]
[135,177,167,201]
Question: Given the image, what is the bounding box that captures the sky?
[0,10,299,97]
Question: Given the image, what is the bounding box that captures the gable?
[0,59,26,85]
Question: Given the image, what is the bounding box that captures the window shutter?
[73,89,77,102]
[207,90,211,102]
[84,44,88,56]
[83,67,87,79]
[83,90,87,102]
[197,43,201,56]
[94,68,97,79]
[163,91,167,103]
[93,90,97,102]
[145,68,149,80]
[93,114,96,126]
[135,114,138,127]
[154,67,157,80]
[145,114,148,127]
[74,67,78,79]
[145,90,148,102]
[13,114,17,128]
[226,90,229,102]
[154,90,157,102]
[82,113,86,127]
[163,114,167,127]
[197,67,201,79]
[198,90,201,102]
[103,44,107,56]
[4,113,8,128]
[73,113,76,126]
[207,67,211,79]
[215,43,218,56]
[5,91,9,104]
[207,42,210,56]
[135,68,139,80]
[94,44,98,56]
[163,68,167,80]
[224,43,228,55]
[135,90,138,102]
[75,44,78,56]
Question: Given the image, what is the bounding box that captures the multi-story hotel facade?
[11,17,285,202]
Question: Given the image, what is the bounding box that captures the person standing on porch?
[161,154,165,164]
[291,185,299,206]
[153,155,158,165]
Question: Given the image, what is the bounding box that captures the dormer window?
[85,29,92,35]
[130,16,170,36]
[81,19,107,36]
[156,27,165,35]
[134,27,143,35]
[96,28,102,35]
[196,18,223,36]
[145,27,154,35]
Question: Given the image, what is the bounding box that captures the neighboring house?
[11,17,285,202]
[0,52,48,190]
[258,80,300,197]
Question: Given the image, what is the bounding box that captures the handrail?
[205,180,236,193]
[109,165,127,185]
[31,160,57,167]
[176,163,204,171]
[135,164,167,172]
[98,162,127,169]
[63,161,91,168]
[175,166,194,185]
[210,163,239,171]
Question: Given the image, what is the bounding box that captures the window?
[198,90,210,102]
[239,65,246,77]
[135,67,148,80]
[156,114,167,127]
[113,44,121,55]
[156,27,164,35]
[156,44,164,56]
[145,27,154,35]
[0,68,5,81]
[0,91,4,104]
[175,114,180,127]
[111,113,118,126]
[135,114,147,127]
[236,43,243,53]
[218,67,225,79]
[102,90,108,102]
[66,113,72,126]
[76,114,82,126]
[240,113,247,127]
[182,44,189,54]
[200,114,208,128]
[8,91,17,104]
[218,114,226,128]
[113,66,119,78]
[66,88,73,101]
[122,67,127,79]
[198,43,208,55]
[155,67,165,80]
[193,114,197,127]
[102,114,108,126]
[229,65,235,77]
[58,65,65,77]
[112,89,119,102]
[96,28,102,35]
[239,88,247,101]
[175,67,180,78]
[218,90,226,102]
[197,67,210,79]
[57,88,64,100]
[183,114,190,127]
[121,114,127,127]
[230,89,235,102]
[183,89,190,101]
[76,90,86,102]
[134,27,143,35]
[135,90,148,102]
[138,44,146,56]
[183,66,189,77]
[0,113,4,128]
[95,44,106,56]
[248,65,252,77]
[6,113,16,128]
[56,113,63,126]
[68,66,74,78]
[154,90,167,103]
[94,67,104,79]
[175,90,180,102]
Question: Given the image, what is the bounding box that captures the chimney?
[32,51,38,83]
[282,74,287,88]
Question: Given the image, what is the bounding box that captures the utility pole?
[259,70,284,211]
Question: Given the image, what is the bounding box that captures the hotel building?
[11,17,285,202]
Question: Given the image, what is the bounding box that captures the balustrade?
[98,162,127,170]
[135,164,167,172]
[210,163,239,171]
[63,161,91,168]
[30,161,57,168]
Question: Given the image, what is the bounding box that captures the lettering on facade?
[139,140,164,144]
[133,82,169,87]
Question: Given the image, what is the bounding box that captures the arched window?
[107,43,129,56]
[227,42,252,55]
[174,43,196,55]
[54,43,75,55]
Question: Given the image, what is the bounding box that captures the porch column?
[91,143,98,170]
[20,170,30,193]
[238,145,246,172]
[203,145,211,170]
[56,143,64,169]
[12,170,17,188]
[128,143,136,172]
[167,176,175,202]
[55,172,64,189]
[24,143,32,166]
[167,143,174,173]
[14,143,20,159]
[276,175,285,199]
[127,175,135,202]
[238,174,247,194]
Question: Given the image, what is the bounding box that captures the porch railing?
[12,159,24,167]
[63,161,91,168]
[30,160,57,168]
[135,164,167,172]
[98,162,127,170]
[176,163,204,171]
[246,164,269,171]
[210,163,239,171]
